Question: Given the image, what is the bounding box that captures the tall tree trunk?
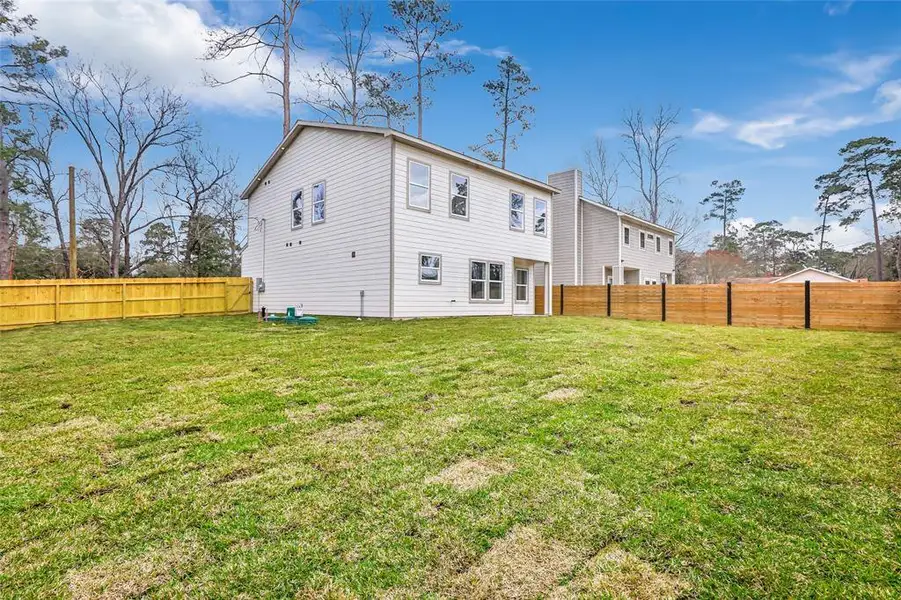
[0,159,11,279]
[500,68,511,169]
[110,210,122,278]
[282,7,291,138]
[818,206,828,267]
[416,60,423,138]
[864,165,883,281]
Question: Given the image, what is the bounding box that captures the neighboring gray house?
[546,168,677,285]
[241,121,556,318]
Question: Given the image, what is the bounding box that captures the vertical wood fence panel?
[731,284,806,329]
[1,277,253,331]
[549,282,901,333]
[666,285,728,325]
[534,285,545,315]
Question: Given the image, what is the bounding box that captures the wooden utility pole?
[0,158,10,280]
[68,166,77,278]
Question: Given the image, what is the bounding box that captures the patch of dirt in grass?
[550,544,688,600]
[272,377,308,397]
[543,388,582,402]
[286,403,333,423]
[67,539,200,600]
[312,418,382,445]
[16,416,117,442]
[166,369,251,392]
[426,458,513,492]
[433,414,471,434]
[453,525,581,599]
[135,414,192,432]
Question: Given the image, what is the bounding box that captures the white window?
[668,240,674,256]
[489,262,504,300]
[408,160,430,210]
[450,173,468,218]
[470,260,504,301]
[515,268,529,302]
[312,181,325,224]
[510,192,525,231]
[419,253,441,284]
[533,198,547,236]
[640,231,646,250]
[656,235,661,253]
[291,189,303,229]
[623,226,630,245]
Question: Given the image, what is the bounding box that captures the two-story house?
[546,168,676,286]
[241,121,556,318]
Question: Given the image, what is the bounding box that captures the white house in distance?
[733,267,857,284]
[546,168,677,285]
[241,121,556,318]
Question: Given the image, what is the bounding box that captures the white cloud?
[691,110,731,135]
[824,1,854,17]
[691,50,901,150]
[876,79,901,117]
[21,0,334,114]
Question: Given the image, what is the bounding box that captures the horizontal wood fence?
[535,282,901,333]
[1,277,253,331]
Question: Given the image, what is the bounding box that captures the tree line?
[0,0,540,280]
[688,137,901,283]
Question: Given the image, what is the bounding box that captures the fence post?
[179,280,185,316]
[726,282,732,326]
[661,281,666,322]
[559,283,565,315]
[121,281,127,319]
[804,280,811,329]
[607,283,612,317]
[54,282,60,324]
[223,279,228,314]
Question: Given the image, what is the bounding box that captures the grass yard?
[1,315,899,599]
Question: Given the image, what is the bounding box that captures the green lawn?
[1,315,899,599]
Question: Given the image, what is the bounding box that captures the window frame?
[407,159,431,212]
[668,239,674,256]
[418,252,442,285]
[509,190,525,232]
[533,197,548,236]
[312,180,326,225]
[290,188,304,230]
[623,226,630,246]
[639,231,646,250]
[655,234,661,253]
[470,259,505,302]
[515,267,529,303]
[448,171,469,220]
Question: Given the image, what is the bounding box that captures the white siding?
[391,141,552,317]
[776,269,851,283]
[619,216,676,284]
[242,128,392,316]
[581,202,620,284]
[548,170,579,284]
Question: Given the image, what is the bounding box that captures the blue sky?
[23,0,901,249]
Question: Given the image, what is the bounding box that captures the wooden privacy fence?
[535,282,901,333]
[1,277,253,331]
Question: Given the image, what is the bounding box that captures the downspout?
[388,135,396,318]
[579,201,584,285]
[616,215,623,284]
[573,170,579,285]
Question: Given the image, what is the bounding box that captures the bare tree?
[360,72,412,129]
[31,63,195,277]
[304,3,374,125]
[20,113,69,273]
[469,55,538,169]
[204,0,302,138]
[215,180,247,276]
[584,136,619,207]
[160,144,236,274]
[621,106,680,223]
[384,0,473,138]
